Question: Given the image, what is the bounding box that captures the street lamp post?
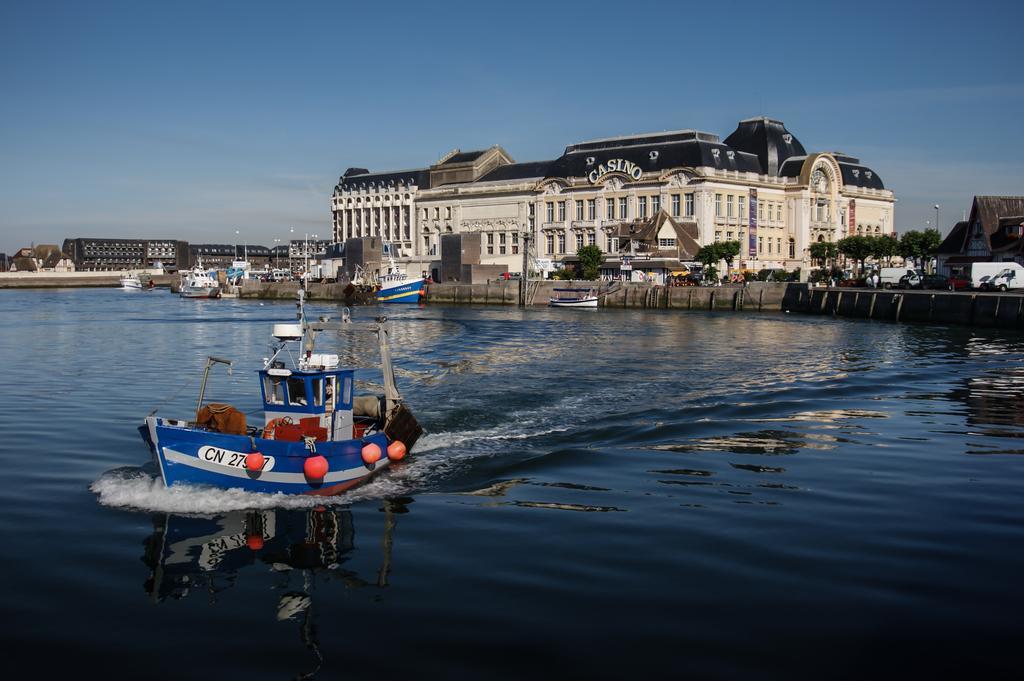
[934,204,940,233]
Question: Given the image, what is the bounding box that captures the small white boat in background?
[120,272,143,290]
[180,260,222,299]
[549,287,599,308]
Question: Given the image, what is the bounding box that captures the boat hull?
[180,287,222,299]
[549,297,598,308]
[378,278,425,304]
[142,417,391,495]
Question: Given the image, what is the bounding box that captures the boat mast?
[195,355,233,421]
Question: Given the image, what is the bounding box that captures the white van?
[879,267,920,289]
[972,262,1024,291]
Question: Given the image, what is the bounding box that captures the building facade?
[63,238,189,271]
[332,118,895,277]
[936,196,1024,276]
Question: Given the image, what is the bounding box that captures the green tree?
[837,235,873,274]
[719,240,741,271]
[898,229,943,271]
[872,235,899,265]
[576,245,603,280]
[809,241,837,268]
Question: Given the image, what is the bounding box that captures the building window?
[575,233,583,251]
[587,231,596,247]
[658,238,676,247]
[638,196,647,219]
[445,206,451,219]
[575,200,584,221]
[433,207,440,220]
[609,236,619,252]
[619,197,628,219]
[767,239,772,254]
[547,202,554,222]
[558,201,566,222]
[528,204,535,217]
[727,195,734,218]
[546,233,554,253]
[789,239,796,258]
[512,233,519,255]
[777,238,783,254]
[587,199,596,221]
[685,193,694,217]
[758,236,763,253]
[487,232,494,255]
[671,194,680,217]
[758,203,764,221]
[606,198,615,220]
[651,195,660,214]
[715,194,722,217]
[776,204,782,222]
[739,196,746,219]
[499,232,506,255]
[557,233,566,254]
[727,231,733,239]
[715,231,722,242]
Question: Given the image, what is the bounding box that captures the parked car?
[838,277,865,287]
[970,262,1024,291]
[907,274,955,290]
[880,267,921,289]
[949,275,971,291]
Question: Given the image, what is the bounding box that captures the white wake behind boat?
[549,287,599,308]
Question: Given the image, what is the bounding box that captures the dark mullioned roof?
[724,117,806,177]
[440,150,489,165]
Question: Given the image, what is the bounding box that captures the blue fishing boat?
[139,291,422,496]
[376,241,425,304]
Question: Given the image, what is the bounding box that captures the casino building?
[331,117,895,279]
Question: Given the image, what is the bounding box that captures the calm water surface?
[2,288,1023,679]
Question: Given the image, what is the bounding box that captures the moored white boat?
[179,260,221,299]
[120,272,143,290]
[549,287,599,308]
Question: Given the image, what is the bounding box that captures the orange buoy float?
[246,534,264,551]
[386,440,407,461]
[361,443,382,465]
[245,452,265,472]
[304,455,329,479]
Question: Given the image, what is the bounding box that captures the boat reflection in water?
[141,501,407,677]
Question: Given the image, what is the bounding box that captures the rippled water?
[2,288,1023,679]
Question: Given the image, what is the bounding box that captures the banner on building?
[848,199,856,235]
[749,189,758,258]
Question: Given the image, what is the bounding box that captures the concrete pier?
[781,284,1024,329]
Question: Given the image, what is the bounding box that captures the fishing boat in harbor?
[179,260,222,299]
[120,272,143,290]
[377,242,425,304]
[549,287,599,308]
[139,290,422,495]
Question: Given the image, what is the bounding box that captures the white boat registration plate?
[198,446,275,472]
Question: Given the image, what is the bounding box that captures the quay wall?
[424,280,788,311]
[0,271,175,289]
[780,284,1024,329]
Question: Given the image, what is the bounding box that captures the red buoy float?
[245,452,265,472]
[304,455,329,480]
[386,440,407,461]
[361,443,382,465]
[246,534,264,551]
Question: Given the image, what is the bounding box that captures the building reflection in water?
[141,500,408,678]
[952,368,1024,433]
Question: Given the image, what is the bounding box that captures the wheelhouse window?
[264,376,285,405]
[287,377,308,406]
[312,378,324,407]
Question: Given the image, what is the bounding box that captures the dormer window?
[649,150,659,161]
[726,150,735,160]
[865,171,873,180]
[586,157,595,166]
[782,134,793,144]
[711,148,721,157]
[852,169,860,178]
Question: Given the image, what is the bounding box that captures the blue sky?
[2,0,1021,253]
